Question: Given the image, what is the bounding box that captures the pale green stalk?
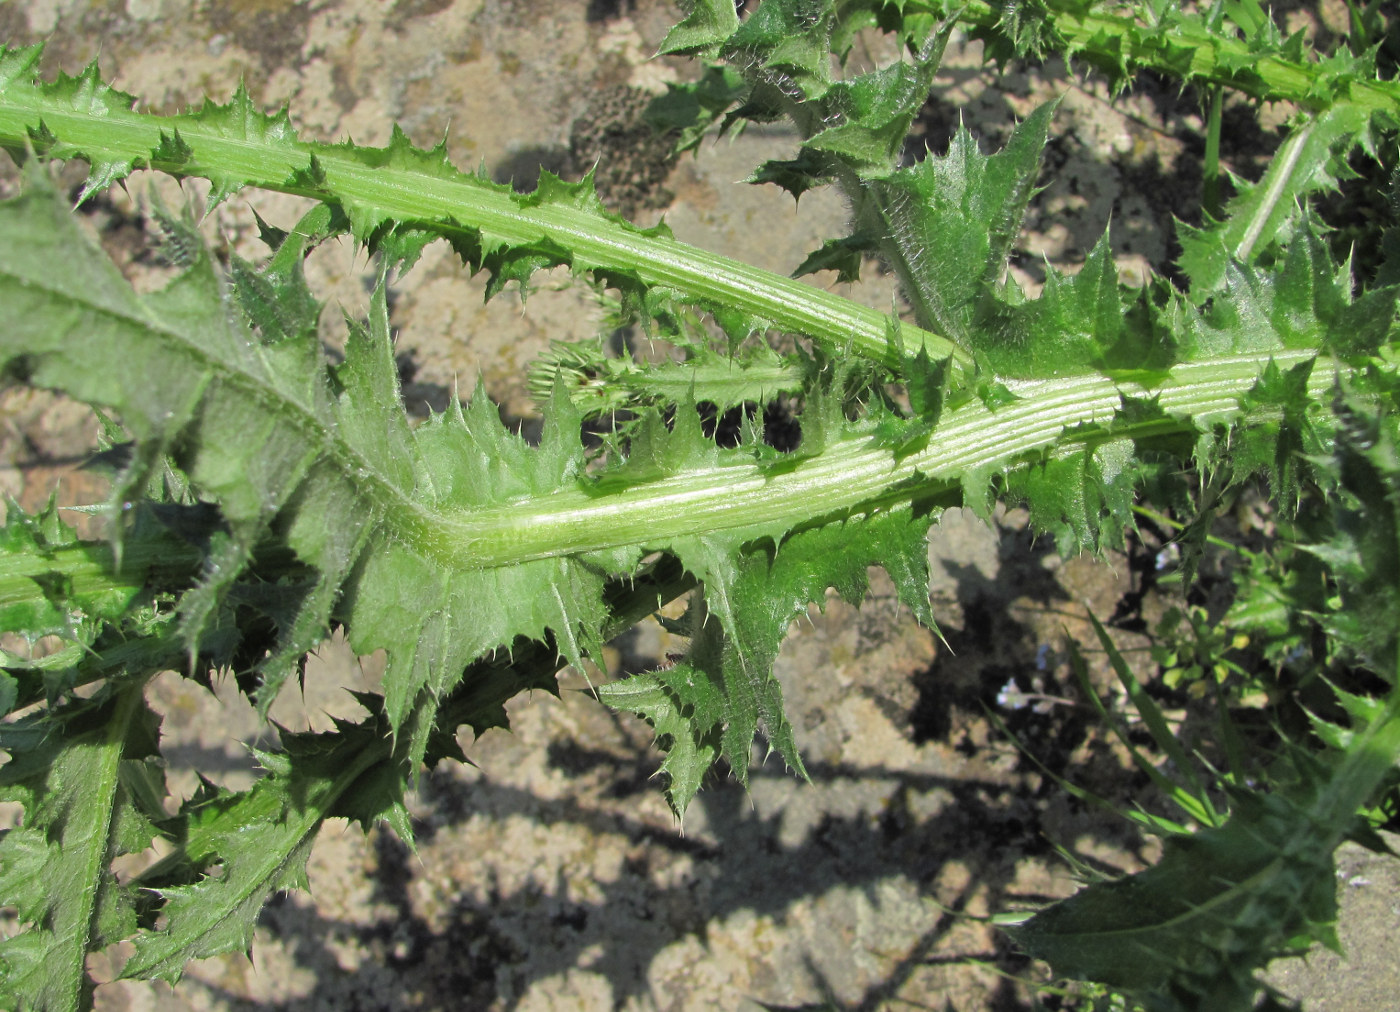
[427,349,1338,566]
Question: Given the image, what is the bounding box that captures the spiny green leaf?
[873,346,956,457]
[802,35,950,171]
[723,0,837,101]
[658,0,743,56]
[1012,690,1400,1009]
[974,231,1132,378]
[596,665,722,816]
[746,148,835,203]
[1014,436,1138,554]
[0,171,344,685]
[740,10,950,194]
[0,45,151,202]
[1302,389,1400,678]
[645,64,748,155]
[867,100,1056,349]
[1010,783,1337,1006]
[610,503,940,813]
[0,501,204,716]
[826,0,943,57]
[0,174,623,763]
[917,0,1400,112]
[0,497,143,640]
[329,372,624,750]
[1227,358,1325,511]
[1183,224,1399,363]
[227,207,330,348]
[791,233,878,283]
[120,724,393,983]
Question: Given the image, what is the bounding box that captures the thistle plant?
[0,1,1397,1010]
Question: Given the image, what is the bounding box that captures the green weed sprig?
[0,2,1397,1009]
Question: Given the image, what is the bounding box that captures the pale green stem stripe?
[1235,122,1311,261]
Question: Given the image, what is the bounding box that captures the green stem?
[0,165,1347,603]
[0,45,967,375]
[943,0,1400,114]
[424,348,1340,567]
[1203,86,1223,221]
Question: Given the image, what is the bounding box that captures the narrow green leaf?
[1086,613,1221,826]
[121,740,377,983]
[0,684,156,1011]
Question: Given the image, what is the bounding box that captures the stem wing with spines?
[871,0,1400,112]
[0,42,964,372]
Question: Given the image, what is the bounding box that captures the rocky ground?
[1,1,1396,1009]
